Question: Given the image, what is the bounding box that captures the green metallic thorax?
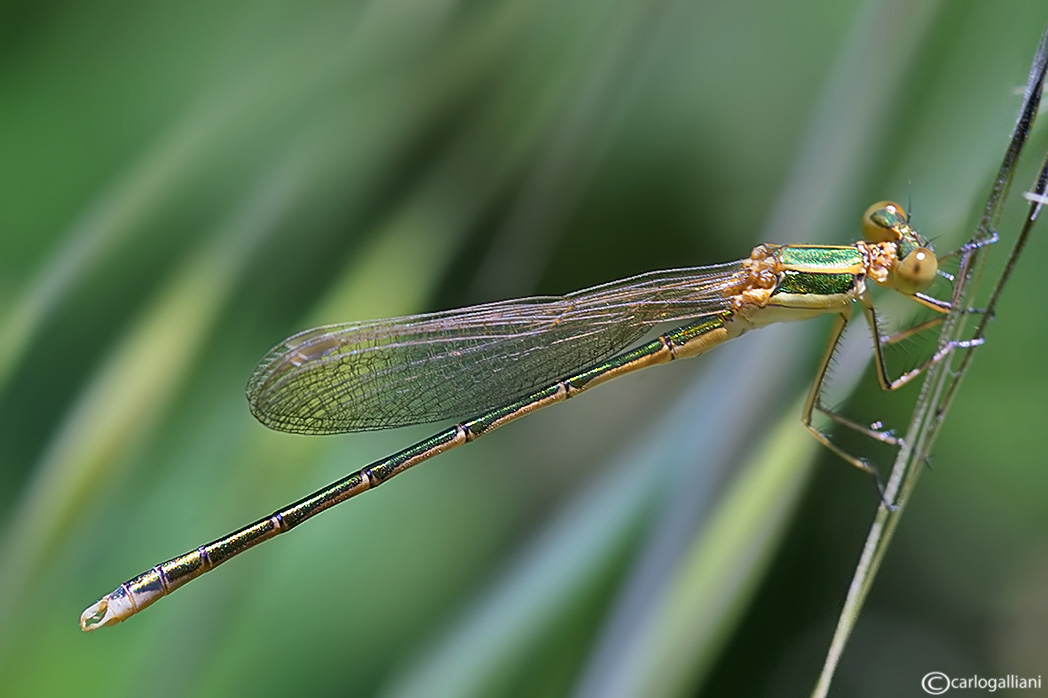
[771,244,865,298]
[775,270,856,296]
[774,244,864,272]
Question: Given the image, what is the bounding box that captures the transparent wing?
[246,262,744,434]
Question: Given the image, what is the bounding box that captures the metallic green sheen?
[366,428,460,482]
[465,384,563,435]
[773,270,855,296]
[871,208,906,230]
[897,239,920,260]
[665,313,729,346]
[565,339,666,391]
[777,245,863,270]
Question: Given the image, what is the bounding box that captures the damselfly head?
[862,201,911,243]
[862,201,938,295]
[892,245,938,294]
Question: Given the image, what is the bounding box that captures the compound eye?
[894,246,938,294]
[862,201,907,243]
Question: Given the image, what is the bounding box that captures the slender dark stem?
[812,24,1048,698]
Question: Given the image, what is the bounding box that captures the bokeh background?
[1,0,1046,696]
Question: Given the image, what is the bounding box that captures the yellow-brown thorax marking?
[720,241,904,330]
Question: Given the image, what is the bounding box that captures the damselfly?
[81,201,974,630]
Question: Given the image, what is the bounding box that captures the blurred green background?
[1,0,1046,696]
